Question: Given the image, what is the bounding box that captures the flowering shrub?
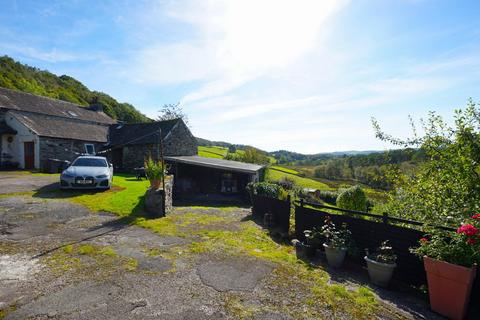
[366,240,397,264]
[319,217,352,249]
[411,213,480,267]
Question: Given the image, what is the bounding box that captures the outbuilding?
[165,155,265,201]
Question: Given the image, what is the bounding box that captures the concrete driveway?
[0,171,441,320]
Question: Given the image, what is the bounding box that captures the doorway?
[24,141,35,169]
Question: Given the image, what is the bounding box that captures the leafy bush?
[336,185,367,211]
[317,190,338,205]
[373,100,480,225]
[247,182,283,199]
[276,177,295,190]
[144,156,164,182]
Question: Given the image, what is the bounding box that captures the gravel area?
[0,171,444,319]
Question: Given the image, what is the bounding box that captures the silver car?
[60,156,113,189]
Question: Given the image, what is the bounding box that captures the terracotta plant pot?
[323,243,346,268]
[364,256,396,287]
[150,179,162,190]
[424,256,476,320]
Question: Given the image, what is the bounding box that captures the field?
[198,146,387,202]
[266,167,332,190]
[198,146,232,158]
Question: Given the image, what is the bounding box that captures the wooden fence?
[251,194,291,234]
[295,200,443,286]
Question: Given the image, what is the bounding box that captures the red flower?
[457,224,479,237]
[472,213,480,220]
[420,237,428,244]
[467,238,477,245]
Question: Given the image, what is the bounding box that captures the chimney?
[89,96,104,112]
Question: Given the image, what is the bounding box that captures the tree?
[241,147,270,165]
[158,103,189,125]
[372,100,480,226]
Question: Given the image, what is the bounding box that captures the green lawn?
[266,167,332,190]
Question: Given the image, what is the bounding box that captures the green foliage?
[373,100,480,226]
[319,217,352,249]
[336,185,367,211]
[366,240,397,264]
[226,147,270,165]
[144,156,165,182]
[157,103,188,125]
[411,214,480,267]
[247,181,283,199]
[0,55,150,123]
[317,190,338,205]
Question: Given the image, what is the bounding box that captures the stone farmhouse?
[0,88,264,198]
[0,87,115,170]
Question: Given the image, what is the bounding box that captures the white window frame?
[84,144,95,155]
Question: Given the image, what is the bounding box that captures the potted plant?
[411,213,480,320]
[320,217,351,268]
[291,229,320,259]
[144,156,164,190]
[365,240,397,287]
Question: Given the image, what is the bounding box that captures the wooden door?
[112,148,123,169]
[24,141,35,169]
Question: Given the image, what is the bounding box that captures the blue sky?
[1,0,479,153]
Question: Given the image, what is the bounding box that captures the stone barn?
[106,119,197,171]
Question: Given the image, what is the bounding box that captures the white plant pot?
[323,243,347,268]
[364,256,396,287]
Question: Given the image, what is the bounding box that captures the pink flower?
[457,224,479,237]
[472,213,480,220]
[420,237,428,244]
[467,238,477,245]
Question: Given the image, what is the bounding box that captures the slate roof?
[0,121,17,135]
[10,112,108,142]
[108,119,180,146]
[0,87,115,125]
[165,155,264,174]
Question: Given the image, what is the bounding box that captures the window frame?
[84,144,95,155]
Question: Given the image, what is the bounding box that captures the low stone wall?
[144,175,173,217]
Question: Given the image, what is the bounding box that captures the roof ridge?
[0,86,85,109]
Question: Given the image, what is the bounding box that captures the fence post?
[300,198,304,207]
[382,212,389,225]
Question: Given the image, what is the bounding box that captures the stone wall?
[163,121,197,156]
[144,175,173,217]
[39,137,104,171]
[114,121,198,172]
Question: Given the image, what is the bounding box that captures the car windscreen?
[72,158,107,167]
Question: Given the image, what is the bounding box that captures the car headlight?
[61,173,74,178]
[96,174,108,179]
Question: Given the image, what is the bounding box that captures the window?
[72,158,107,167]
[85,144,95,155]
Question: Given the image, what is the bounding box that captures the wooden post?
[382,212,389,225]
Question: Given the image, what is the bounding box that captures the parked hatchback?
[60,156,113,189]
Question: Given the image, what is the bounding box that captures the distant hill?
[0,55,150,123]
